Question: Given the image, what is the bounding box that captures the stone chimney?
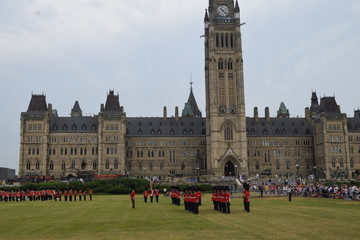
[163,106,167,120]
[265,107,270,122]
[254,107,259,122]
[175,106,179,121]
[305,107,311,122]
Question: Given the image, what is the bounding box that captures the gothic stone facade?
[18,0,360,180]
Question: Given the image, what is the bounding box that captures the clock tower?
[204,0,248,176]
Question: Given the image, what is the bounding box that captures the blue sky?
[0,0,359,172]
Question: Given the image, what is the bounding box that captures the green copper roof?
[277,102,289,118]
[182,102,194,117]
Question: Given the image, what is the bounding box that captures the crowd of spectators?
[250,177,360,201]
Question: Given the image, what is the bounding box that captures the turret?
[71,101,82,117]
[204,9,209,29]
[234,0,240,19]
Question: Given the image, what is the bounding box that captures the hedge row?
[0,179,214,194]
[0,178,150,194]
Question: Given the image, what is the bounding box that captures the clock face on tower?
[217,5,229,17]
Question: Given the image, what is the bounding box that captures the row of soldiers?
[0,189,93,202]
[211,186,231,214]
[169,187,181,206]
[143,188,160,203]
[183,187,202,214]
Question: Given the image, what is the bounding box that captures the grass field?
[0,194,359,240]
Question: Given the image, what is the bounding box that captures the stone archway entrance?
[224,161,235,176]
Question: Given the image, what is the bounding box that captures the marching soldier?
[130,189,136,208]
[155,189,160,202]
[143,189,148,203]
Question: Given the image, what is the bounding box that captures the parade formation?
[0,189,93,202]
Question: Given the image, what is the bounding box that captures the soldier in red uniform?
[243,185,250,212]
[130,189,136,208]
[155,189,160,203]
[143,189,148,203]
[78,190,82,201]
[83,190,87,201]
[195,189,202,206]
[64,190,68,201]
[89,189,93,201]
[69,189,73,201]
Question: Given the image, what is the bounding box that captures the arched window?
[225,33,228,48]
[71,161,75,169]
[221,33,224,47]
[137,162,142,171]
[26,161,31,170]
[181,162,185,171]
[49,160,54,170]
[149,162,153,171]
[92,161,97,170]
[350,158,354,168]
[276,161,280,170]
[286,161,290,170]
[81,161,86,170]
[62,161,66,170]
[114,160,119,170]
[160,162,164,171]
[228,60,233,70]
[332,158,336,168]
[255,161,259,170]
[224,122,233,141]
[216,33,219,47]
[230,33,234,48]
[105,160,110,170]
[126,161,131,172]
[339,158,344,168]
[35,160,40,170]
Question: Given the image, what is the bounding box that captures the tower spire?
[190,73,193,92]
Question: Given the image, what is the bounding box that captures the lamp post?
[196,167,200,182]
[313,166,317,179]
[234,165,238,178]
[143,167,146,179]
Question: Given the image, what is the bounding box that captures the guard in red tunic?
[155,189,160,203]
[89,189,93,201]
[69,189,73,201]
[130,189,136,208]
[143,190,148,203]
[78,190,82,201]
[64,190,68,201]
[243,187,250,212]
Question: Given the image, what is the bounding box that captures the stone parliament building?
[19,0,360,181]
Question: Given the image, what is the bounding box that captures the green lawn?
[0,195,359,240]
